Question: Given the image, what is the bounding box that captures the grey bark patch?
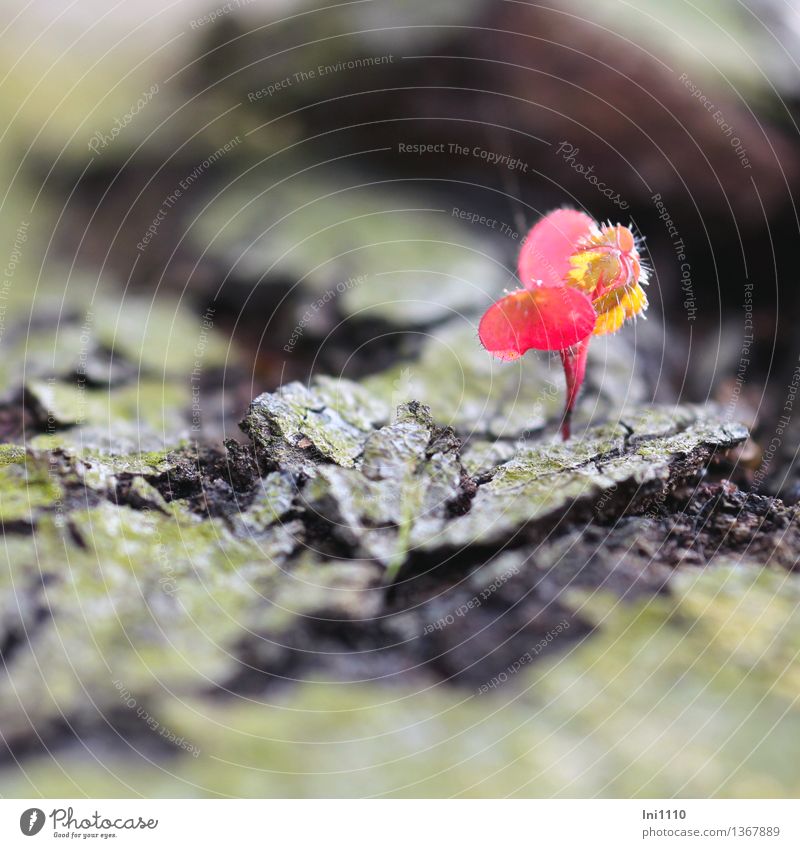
[242,377,391,471]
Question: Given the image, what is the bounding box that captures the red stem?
[558,338,590,441]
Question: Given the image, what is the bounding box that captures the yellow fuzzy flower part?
[592,281,648,336]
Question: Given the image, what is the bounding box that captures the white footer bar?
[2,799,797,846]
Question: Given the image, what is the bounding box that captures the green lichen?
[0,361,756,799]
[244,377,390,468]
[4,564,798,798]
[0,502,298,746]
[0,455,62,524]
[0,444,27,466]
[92,297,230,376]
[234,471,298,534]
[300,402,462,567]
[364,323,652,439]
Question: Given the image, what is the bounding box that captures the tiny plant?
[479,208,648,440]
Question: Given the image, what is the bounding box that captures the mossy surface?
[4,565,798,798]
[0,454,62,524]
[0,344,786,800]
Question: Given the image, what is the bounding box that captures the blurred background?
[1,0,800,798]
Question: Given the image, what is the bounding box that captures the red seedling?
[479,209,648,439]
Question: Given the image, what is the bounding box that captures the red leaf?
[479,287,596,358]
[517,208,594,290]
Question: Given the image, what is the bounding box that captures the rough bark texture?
[6,364,798,798]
